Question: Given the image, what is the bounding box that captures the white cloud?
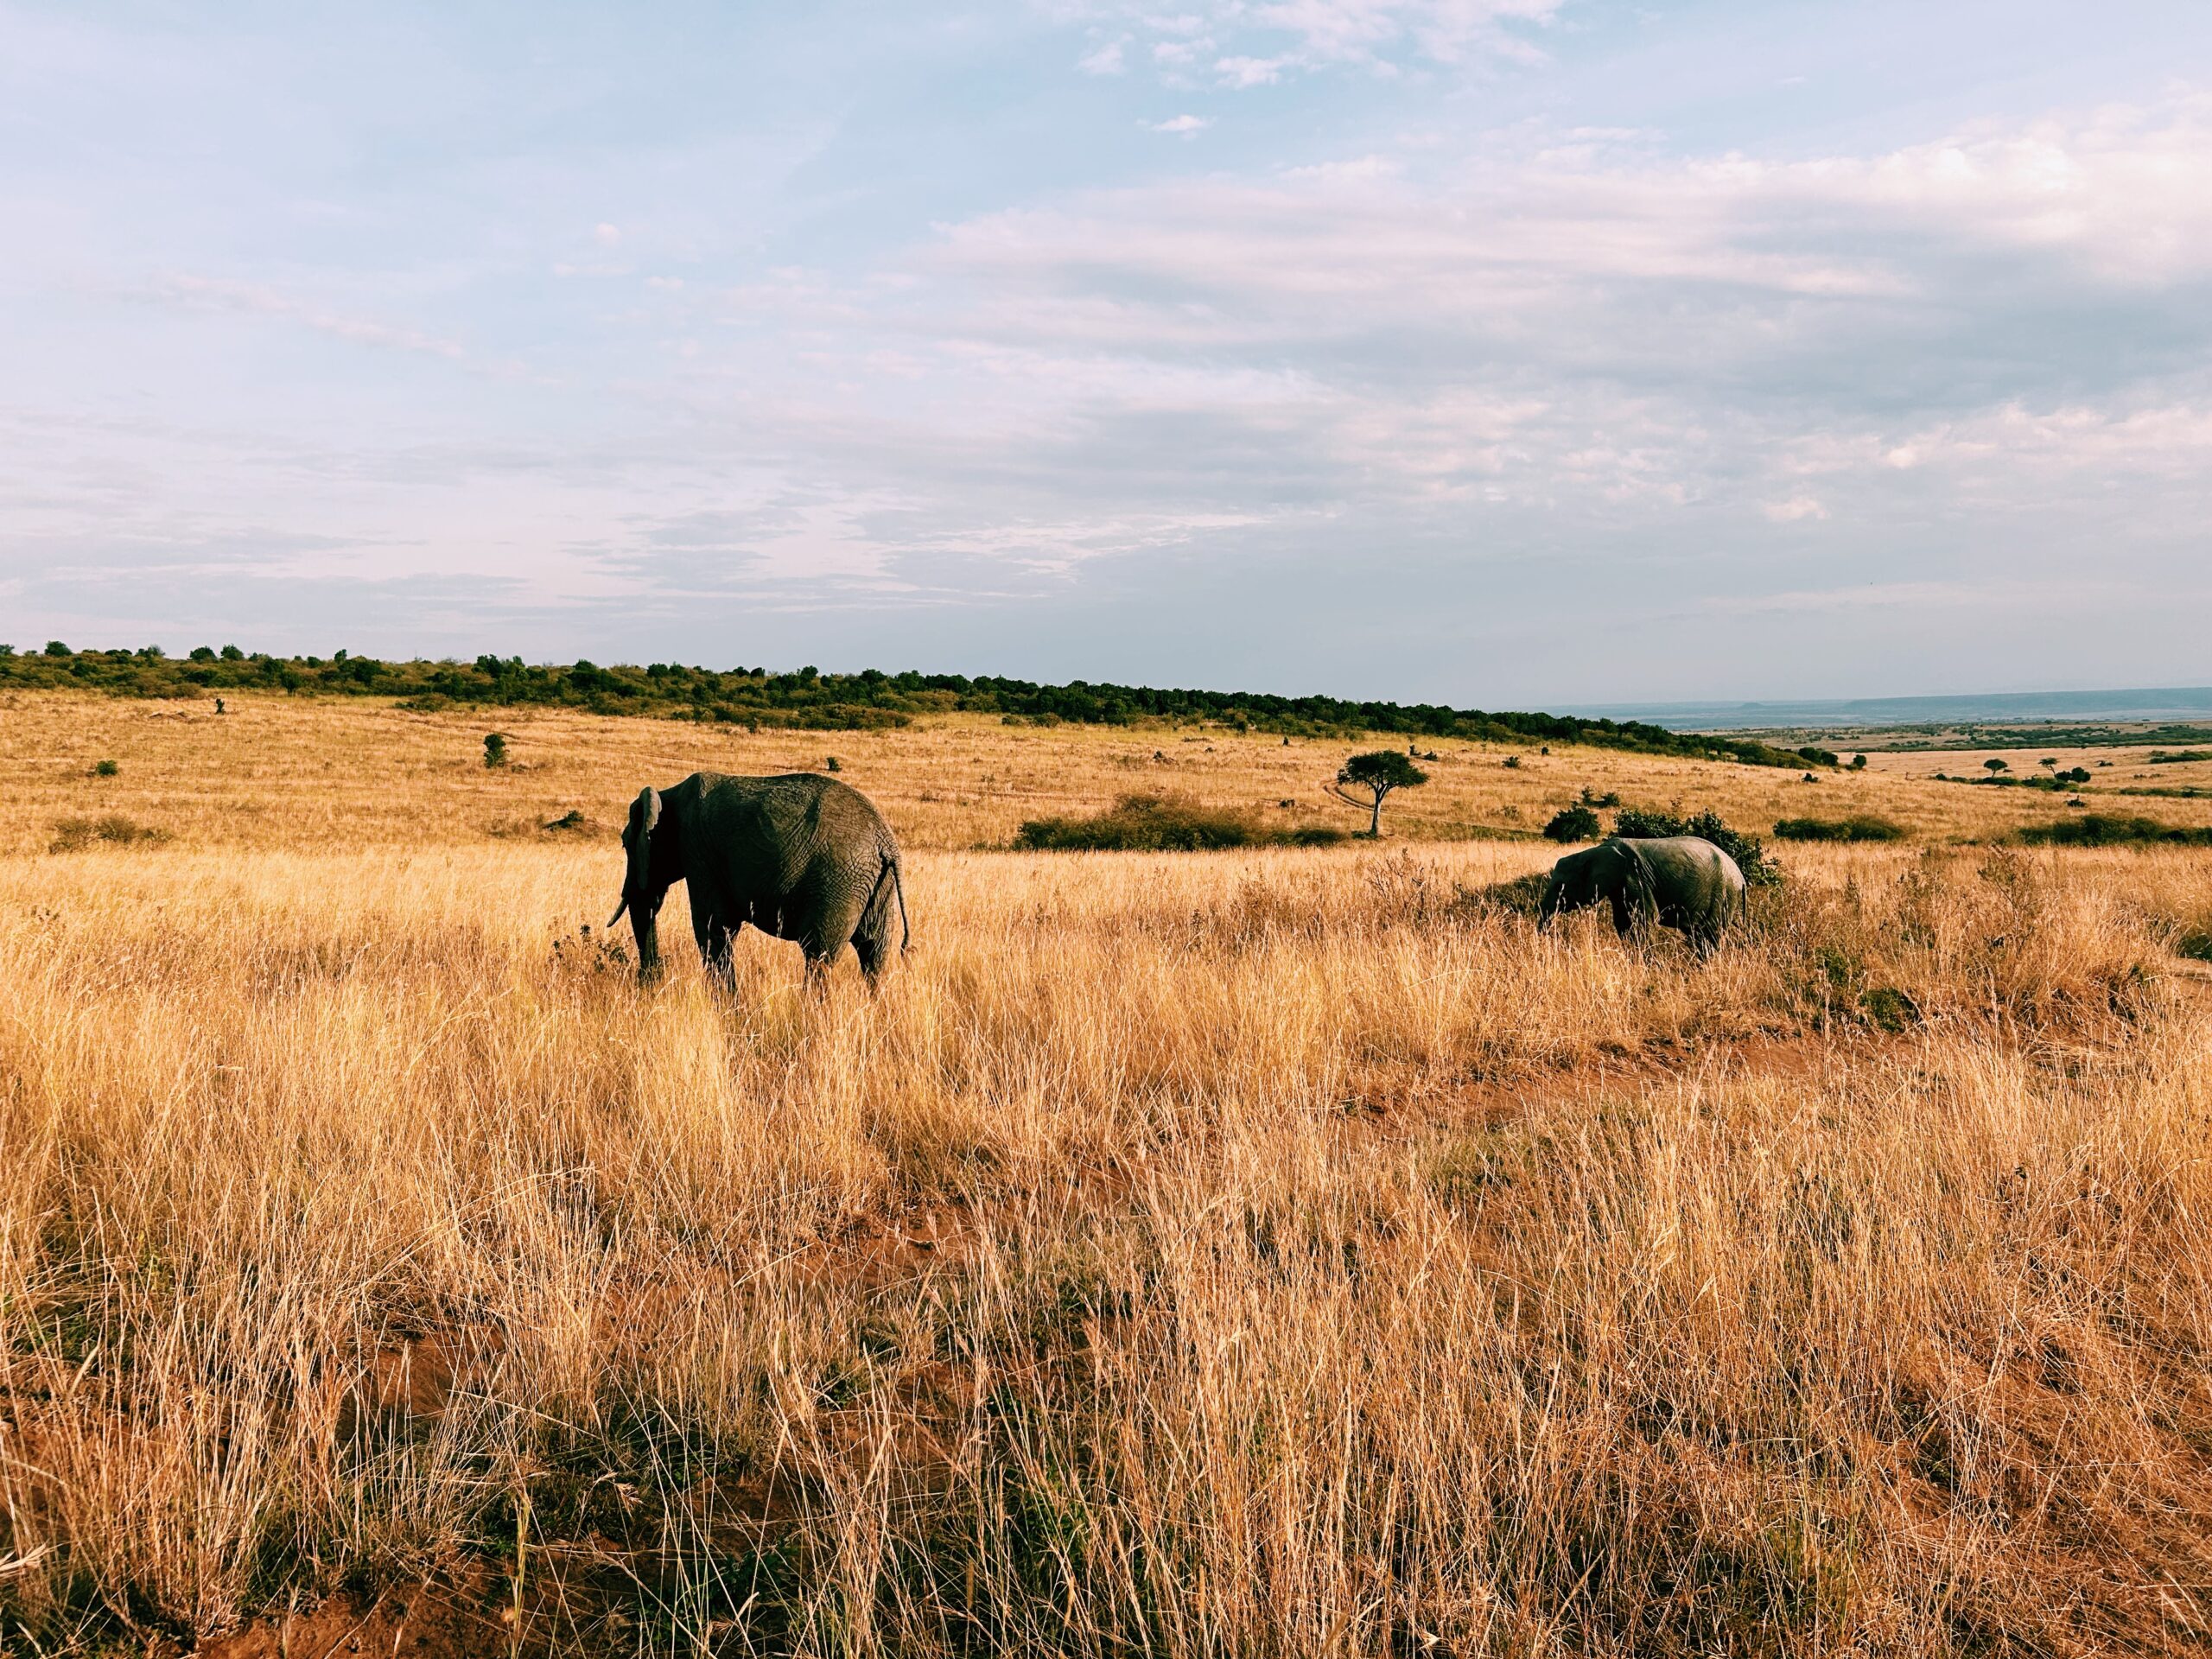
[1763,496,1827,523]
[593,222,622,245]
[1153,36,1213,67]
[1215,54,1288,87]
[1077,39,1126,73]
[1146,113,1211,133]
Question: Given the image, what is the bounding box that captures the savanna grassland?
[4,690,2212,1657]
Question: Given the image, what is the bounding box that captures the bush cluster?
[2017,814,2212,848]
[1541,804,1603,842]
[1772,815,1908,842]
[1015,794,1348,852]
[50,815,171,854]
[1612,805,1781,887]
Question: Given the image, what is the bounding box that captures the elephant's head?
[1539,843,1603,926]
[1539,838,1654,932]
[609,785,677,982]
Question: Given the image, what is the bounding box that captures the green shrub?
[482,733,509,768]
[1015,793,1347,852]
[92,759,120,778]
[50,815,172,854]
[1772,815,1907,842]
[2017,814,2212,848]
[1542,804,1602,842]
[2148,750,2212,765]
[1614,805,1780,886]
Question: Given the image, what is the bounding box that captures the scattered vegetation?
[482,732,509,768]
[1014,792,1347,851]
[1772,813,1909,842]
[2149,748,2212,764]
[48,813,171,853]
[1942,766,2093,791]
[91,758,119,777]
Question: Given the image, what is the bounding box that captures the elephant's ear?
[611,786,661,925]
[1618,840,1659,920]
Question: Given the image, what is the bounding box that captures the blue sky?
[4,1,2209,703]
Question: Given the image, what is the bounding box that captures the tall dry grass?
[3,830,2211,1655]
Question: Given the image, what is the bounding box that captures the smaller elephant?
[1539,836,1746,950]
[609,771,907,989]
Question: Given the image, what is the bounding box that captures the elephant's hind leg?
[852,931,889,986]
[696,914,740,992]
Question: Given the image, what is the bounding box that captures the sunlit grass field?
[3,692,2211,1656]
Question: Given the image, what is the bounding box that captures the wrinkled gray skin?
[1539,836,1746,950]
[610,772,907,989]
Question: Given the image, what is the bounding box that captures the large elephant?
[608,772,908,988]
[1539,836,1746,950]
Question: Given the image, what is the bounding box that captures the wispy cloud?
[1071,0,1569,85]
[1146,113,1211,133]
[140,276,467,361]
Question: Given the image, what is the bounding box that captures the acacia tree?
[1329,749,1428,837]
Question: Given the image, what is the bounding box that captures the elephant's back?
[1634,836,1739,871]
[684,772,897,860]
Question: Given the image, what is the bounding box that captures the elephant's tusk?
[607,897,628,928]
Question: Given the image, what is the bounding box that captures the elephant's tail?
[890,852,910,954]
[863,847,910,959]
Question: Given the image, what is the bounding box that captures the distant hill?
[0,643,1840,771]
[1574,687,2212,732]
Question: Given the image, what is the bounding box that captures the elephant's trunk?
[620,785,667,985]
[627,895,664,984]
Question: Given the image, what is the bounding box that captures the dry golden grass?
[4,694,2212,1656]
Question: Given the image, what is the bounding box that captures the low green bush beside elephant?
[1539,835,1747,950]
[611,772,907,988]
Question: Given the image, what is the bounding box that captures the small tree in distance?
[1984,757,2009,776]
[1329,750,1428,837]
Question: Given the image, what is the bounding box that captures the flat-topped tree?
[1330,749,1428,837]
